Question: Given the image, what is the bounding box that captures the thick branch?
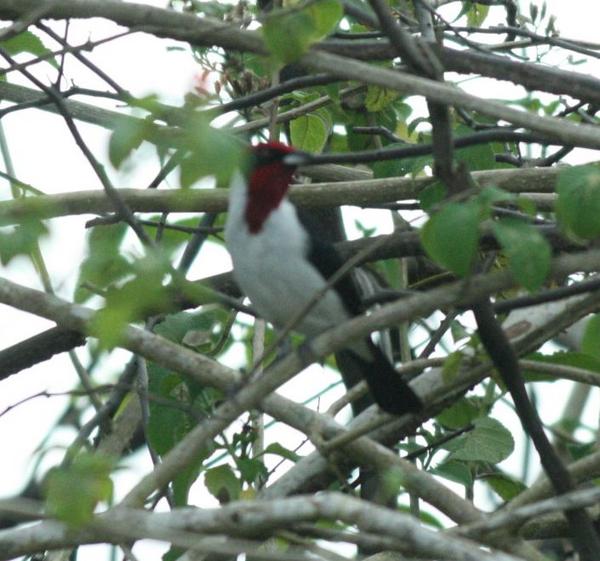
[456,486,600,539]
[304,51,600,149]
[321,38,600,104]
[0,493,524,561]
[0,327,84,380]
[1,1,600,105]
[0,0,265,54]
[0,164,582,226]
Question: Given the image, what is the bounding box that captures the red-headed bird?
[225,142,422,415]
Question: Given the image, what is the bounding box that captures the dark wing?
[305,235,364,316]
[299,208,423,415]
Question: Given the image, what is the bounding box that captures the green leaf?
[466,2,490,27]
[370,139,432,178]
[372,153,432,179]
[442,351,464,382]
[482,473,526,501]
[371,157,401,179]
[146,311,225,505]
[581,314,600,360]
[204,465,241,503]
[431,460,473,487]
[529,3,539,23]
[420,201,480,277]
[516,197,537,217]
[377,466,406,501]
[45,453,114,526]
[1,30,58,68]
[450,318,469,343]
[329,131,348,152]
[283,90,321,105]
[109,119,155,168]
[556,165,600,239]
[264,442,300,462]
[345,112,371,152]
[175,277,223,314]
[437,398,480,429]
[263,9,318,64]
[155,308,229,356]
[448,417,514,464]
[290,112,329,152]
[492,218,551,291]
[155,310,216,344]
[305,0,343,37]
[419,181,446,212]
[567,441,596,462]
[147,362,213,506]
[313,107,333,133]
[365,85,399,112]
[476,185,515,212]
[179,116,242,187]
[163,546,185,561]
[150,313,225,499]
[237,458,268,485]
[241,52,270,79]
[262,0,342,64]
[0,218,47,265]
[89,253,172,348]
[147,369,194,456]
[75,223,130,303]
[455,138,495,171]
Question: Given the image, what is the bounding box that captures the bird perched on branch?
[225,141,422,415]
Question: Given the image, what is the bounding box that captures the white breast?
[225,172,349,336]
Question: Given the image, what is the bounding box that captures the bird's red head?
[245,142,306,234]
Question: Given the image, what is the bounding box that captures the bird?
[224,141,422,415]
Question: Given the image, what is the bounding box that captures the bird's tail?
[336,341,422,415]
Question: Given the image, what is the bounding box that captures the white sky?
[1,1,599,559]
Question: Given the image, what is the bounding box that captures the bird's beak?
[283,150,316,167]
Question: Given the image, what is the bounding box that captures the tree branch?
[0,493,526,561]
[304,51,600,149]
[472,300,600,559]
[0,163,585,226]
[1,0,599,106]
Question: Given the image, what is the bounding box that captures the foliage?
[556,164,600,238]
[263,0,343,64]
[45,453,115,526]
